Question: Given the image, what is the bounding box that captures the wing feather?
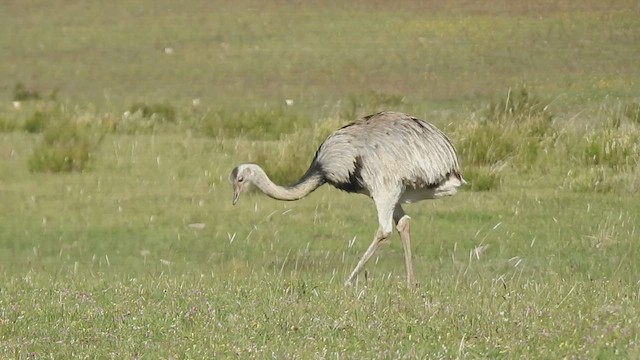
[314,111,461,194]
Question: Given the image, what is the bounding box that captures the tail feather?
[453,171,466,186]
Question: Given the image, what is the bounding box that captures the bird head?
[228,164,254,205]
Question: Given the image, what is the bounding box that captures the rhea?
[229,111,464,286]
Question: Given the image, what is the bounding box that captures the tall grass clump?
[558,105,640,194]
[458,86,554,167]
[202,106,303,140]
[28,110,104,173]
[454,86,554,190]
[462,166,504,192]
[581,128,639,169]
[561,107,640,171]
[575,129,639,193]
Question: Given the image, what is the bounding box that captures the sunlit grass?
[2,109,640,356]
[1,0,640,358]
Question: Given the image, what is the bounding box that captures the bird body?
[230,111,464,286]
[313,111,463,199]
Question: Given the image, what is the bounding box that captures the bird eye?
[237,176,244,183]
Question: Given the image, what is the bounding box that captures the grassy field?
[2,0,640,358]
[2,0,639,112]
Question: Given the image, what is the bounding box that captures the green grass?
[2,125,640,357]
[1,0,640,358]
[1,0,638,112]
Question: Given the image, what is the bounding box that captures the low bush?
[455,86,554,169]
[28,114,104,173]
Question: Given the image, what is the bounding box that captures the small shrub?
[28,117,103,173]
[129,101,177,122]
[456,86,554,169]
[202,106,303,140]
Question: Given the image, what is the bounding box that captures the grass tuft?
[581,128,639,169]
[462,166,503,191]
[484,85,551,124]
[455,86,554,169]
[28,109,104,173]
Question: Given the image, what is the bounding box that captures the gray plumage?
[229,111,465,286]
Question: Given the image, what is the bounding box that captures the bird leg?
[344,192,398,287]
[344,228,391,286]
[394,206,415,287]
[396,215,415,287]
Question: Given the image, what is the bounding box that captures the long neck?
[250,164,325,201]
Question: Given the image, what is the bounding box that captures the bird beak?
[232,185,240,205]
